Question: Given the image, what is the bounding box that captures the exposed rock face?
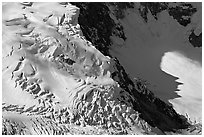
[70,2,129,56]
[72,2,201,49]
[2,2,201,135]
[188,30,202,47]
[139,2,201,47]
[70,1,202,132]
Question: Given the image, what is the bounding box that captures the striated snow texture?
[2,2,202,135]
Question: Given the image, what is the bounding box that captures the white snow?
[2,3,202,134]
[2,2,114,115]
[161,51,202,123]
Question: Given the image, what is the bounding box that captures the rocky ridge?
[2,2,201,135]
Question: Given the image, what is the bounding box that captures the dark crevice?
[58,54,76,65]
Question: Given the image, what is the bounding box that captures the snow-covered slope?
[2,2,125,134]
[2,2,201,135]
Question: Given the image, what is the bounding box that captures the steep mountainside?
[71,2,202,123]
[2,2,202,135]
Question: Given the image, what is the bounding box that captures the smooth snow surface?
[110,6,202,122]
[161,51,202,123]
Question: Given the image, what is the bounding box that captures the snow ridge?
[2,2,153,135]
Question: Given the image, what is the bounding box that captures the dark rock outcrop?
[188,31,202,47]
[71,2,191,132]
